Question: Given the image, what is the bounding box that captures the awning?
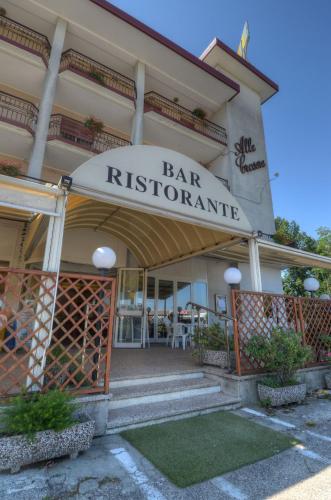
[65,194,243,269]
[207,238,331,270]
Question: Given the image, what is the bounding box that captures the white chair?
[172,323,189,350]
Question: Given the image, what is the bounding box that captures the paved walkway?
[0,393,330,499]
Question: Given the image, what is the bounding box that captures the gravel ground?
[0,392,330,499]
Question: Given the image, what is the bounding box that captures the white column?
[26,191,67,390]
[248,238,262,292]
[130,61,145,145]
[28,18,67,178]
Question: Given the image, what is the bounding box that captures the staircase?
[107,371,241,434]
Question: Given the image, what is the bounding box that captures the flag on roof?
[237,21,250,59]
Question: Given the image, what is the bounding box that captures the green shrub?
[245,328,312,386]
[1,389,77,440]
[88,69,105,85]
[0,165,20,177]
[192,107,207,120]
[192,323,234,364]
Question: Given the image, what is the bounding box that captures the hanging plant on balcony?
[192,107,207,120]
[88,69,105,86]
[0,165,21,177]
[0,7,7,17]
[84,116,104,135]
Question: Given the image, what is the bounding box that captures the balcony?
[56,50,135,134]
[144,92,227,163]
[0,16,50,95]
[0,91,38,159]
[46,114,130,172]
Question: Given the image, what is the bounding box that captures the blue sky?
[110,0,331,238]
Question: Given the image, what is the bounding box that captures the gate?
[0,268,116,399]
[231,290,331,375]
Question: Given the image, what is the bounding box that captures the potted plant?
[84,116,104,136]
[0,7,6,17]
[0,165,21,177]
[88,69,105,86]
[192,107,207,120]
[192,323,235,369]
[246,328,312,406]
[0,389,95,473]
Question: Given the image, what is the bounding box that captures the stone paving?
[0,393,330,499]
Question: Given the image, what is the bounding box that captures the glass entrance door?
[114,268,144,347]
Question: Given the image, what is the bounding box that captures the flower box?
[257,383,306,407]
[0,416,95,473]
[203,349,235,369]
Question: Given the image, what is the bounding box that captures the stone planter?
[203,349,235,369]
[325,372,331,389]
[0,416,95,473]
[257,383,306,407]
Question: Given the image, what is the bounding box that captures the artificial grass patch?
[121,411,298,487]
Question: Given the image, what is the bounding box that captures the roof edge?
[201,37,279,96]
[89,0,240,95]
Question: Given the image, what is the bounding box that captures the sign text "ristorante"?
[106,161,240,221]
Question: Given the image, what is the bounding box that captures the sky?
[109,0,331,238]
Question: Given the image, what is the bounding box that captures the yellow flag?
[237,21,250,59]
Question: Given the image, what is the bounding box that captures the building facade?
[0,0,330,357]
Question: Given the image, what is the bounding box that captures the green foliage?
[260,397,272,409]
[46,344,87,387]
[274,218,331,296]
[245,328,312,386]
[88,69,105,85]
[192,323,234,364]
[192,107,207,120]
[1,390,77,440]
[0,165,20,177]
[84,116,104,134]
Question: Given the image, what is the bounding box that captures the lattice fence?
[0,268,115,399]
[232,290,331,375]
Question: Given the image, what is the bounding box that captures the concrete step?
[107,392,241,434]
[109,377,221,409]
[110,370,204,389]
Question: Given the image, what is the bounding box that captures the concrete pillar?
[248,238,262,292]
[130,61,145,145]
[28,18,67,178]
[27,191,67,390]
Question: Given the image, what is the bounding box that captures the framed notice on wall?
[215,294,227,315]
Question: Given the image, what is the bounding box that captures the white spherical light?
[92,247,116,270]
[224,267,242,285]
[303,277,320,292]
[319,293,330,300]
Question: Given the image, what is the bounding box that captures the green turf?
[121,411,298,487]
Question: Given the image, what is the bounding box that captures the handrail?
[186,301,237,373]
[185,301,236,323]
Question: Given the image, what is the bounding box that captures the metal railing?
[48,114,130,153]
[0,91,38,135]
[186,301,237,372]
[0,15,51,65]
[60,49,136,100]
[144,92,227,145]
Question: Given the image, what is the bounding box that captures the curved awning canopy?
[64,146,253,268]
[70,145,252,233]
[65,195,242,269]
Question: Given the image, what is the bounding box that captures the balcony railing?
[48,115,130,154]
[144,92,227,145]
[60,49,136,100]
[0,16,51,65]
[0,91,38,135]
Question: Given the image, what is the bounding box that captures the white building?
[0,0,330,413]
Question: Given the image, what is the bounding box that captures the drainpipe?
[28,18,67,179]
[130,61,145,145]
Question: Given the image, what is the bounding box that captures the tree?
[274,218,331,296]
